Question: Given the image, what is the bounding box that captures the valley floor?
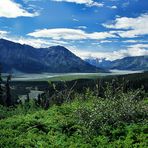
[6,70,143,81]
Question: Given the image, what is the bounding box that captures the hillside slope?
[0,39,105,73]
[110,56,148,70]
[85,56,148,71]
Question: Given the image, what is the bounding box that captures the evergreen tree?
[5,74,12,107]
[0,66,3,105]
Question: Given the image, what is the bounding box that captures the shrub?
[0,83,147,147]
[76,89,147,135]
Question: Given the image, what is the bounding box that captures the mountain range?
[0,39,105,73]
[85,56,148,71]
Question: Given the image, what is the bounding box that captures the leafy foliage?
[0,87,147,147]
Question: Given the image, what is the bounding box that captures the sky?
[0,0,148,60]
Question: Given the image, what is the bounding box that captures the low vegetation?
[0,83,147,147]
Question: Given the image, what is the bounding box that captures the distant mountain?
[0,39,105,73]
[109,56,148,71]
[85,56,148,71]
[85,58,112,69]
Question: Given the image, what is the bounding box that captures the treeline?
[28,71,148,109]
[0,70,148,108]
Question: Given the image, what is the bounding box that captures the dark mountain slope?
[0,39,105,73]
[110,56,148,70]
[85,56,148,71]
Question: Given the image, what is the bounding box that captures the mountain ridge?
[0,39,105,73]
[85,56,148,71]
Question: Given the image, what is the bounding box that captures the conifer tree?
[0,65,3,105]
[5,74,12,107]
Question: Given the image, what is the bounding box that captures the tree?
[0,66,3,105]
[5,74,12,107]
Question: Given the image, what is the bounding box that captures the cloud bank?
[52,0,104,7]
[103,14,148,38]
[76,44,148,60]
[0,0,39,18]
[0,30,8,37]
[28,28,116,40]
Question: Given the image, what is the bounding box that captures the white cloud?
[123,40,148,43]
[100,40,112,43]
[3,36,69,48]
[73,44,148,60]
[52,0,104,7]
[0,30,8,37]
[103,13,148,38]
[128,44,148,50]
[0,0,39,18]
[123,40,138,43]
[108,5,117,9]
[28,28,116,40]
[77,26,87,29]
[73,18,79,22]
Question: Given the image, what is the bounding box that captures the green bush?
[77,89,147,135]
[0,87,147,147]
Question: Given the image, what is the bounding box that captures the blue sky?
[0,0,148,60]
